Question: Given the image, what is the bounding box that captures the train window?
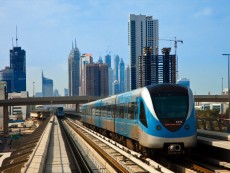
[128,102,137,119]
[107,105,111,117]
[119,103,125,118]
[140,101,148,127]
[92,107,96,116]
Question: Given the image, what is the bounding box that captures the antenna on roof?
[16,25,18,47]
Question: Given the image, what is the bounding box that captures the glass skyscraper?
[42,71,53,97]
[68,41,80,96]
[10,46,26,92]
[119,58,125,93]
[128,14,159,90]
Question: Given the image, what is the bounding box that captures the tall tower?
[9,27,26,93]
[119,58,125,93]
[113,55,120,81]
[138,47,153,88]
[128,14,159,90]
[68,40,80,96]
[42,71,53,97]
[79,53,93,96]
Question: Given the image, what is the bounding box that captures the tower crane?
[159,37,183,57]
[159,37,183,80]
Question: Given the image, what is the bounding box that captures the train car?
[56,107,64,118]
[81,84,197,155]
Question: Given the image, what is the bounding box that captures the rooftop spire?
[16,25,18,47]
[75,38,77,48]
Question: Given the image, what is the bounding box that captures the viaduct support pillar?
[75,103,80,113]
[3,106,8,135]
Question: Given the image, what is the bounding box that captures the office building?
[68,40,80,96]
[0,82,7,134]
[79,53,93,96]
[128,14,159,90]
[64,88,68,96]
[104,54,111,68]
[0,67,13,93]
[119,58,125,93]
[8,91,29,119]
[42,71,53,97]
[0,36,26,93]
[125,65,130,92]
[114,55,120,81]
[138,47,153,87]
[112,80,120,95]
[177,78,190,87]
[85,63,108,97]
[158,48,176,84]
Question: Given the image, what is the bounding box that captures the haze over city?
[0,0,230,96]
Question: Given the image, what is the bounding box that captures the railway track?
[63,114,230,173]
[58,118,93,173]
[63,117,173,173]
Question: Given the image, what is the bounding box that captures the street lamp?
[33,81,35,97]
[222,53,230,132]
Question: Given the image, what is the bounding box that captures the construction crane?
[159,37,183,57]
[159,37,183,80]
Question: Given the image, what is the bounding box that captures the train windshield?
[148,84,189,131]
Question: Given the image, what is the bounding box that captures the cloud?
[194,7,212,17]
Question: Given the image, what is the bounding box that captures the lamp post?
[222,53,230,132]
[33,81,35,97]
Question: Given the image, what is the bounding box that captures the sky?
[0,0,230,96]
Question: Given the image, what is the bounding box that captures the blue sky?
[0,0,230,96]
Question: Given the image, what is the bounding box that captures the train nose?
[168,144,182,152]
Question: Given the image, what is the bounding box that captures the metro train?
[81,84,197,155]
[56,107,64,118]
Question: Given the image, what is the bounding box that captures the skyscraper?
[0,67,13,93]
[113,55,120,81]
[128,14,159,90]
[104,54,111,68]
[0,34,26,93]
[138,47,153,88]
[85,63,108,97]
[125,65,130,92]
[119,58,125,93]
[42,71,53,97]
[10,39,26,93]
[79,53,93,96]
[68,40,80,96]
[104,54,113,95]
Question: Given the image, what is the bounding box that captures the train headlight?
[156,125,162,130]
[185,124,189,130]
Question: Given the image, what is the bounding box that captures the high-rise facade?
[10,46,26,92]
[119,58,125,93]
[104,54,113,95]
[104,54,111,68]
[85,63,108,97]
[0,41,26,93]
[42,71,53,97]
[79,53,93,96]
[113,55,120,81]
[125,65,130,92]
[0,67,13,93]
[138,47,153,88]
[68,41,80,96]
[128,14,159,90]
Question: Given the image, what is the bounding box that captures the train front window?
[152,95,188,119]
[148,84,189,132]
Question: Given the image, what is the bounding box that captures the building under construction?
[138,47,176,88]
